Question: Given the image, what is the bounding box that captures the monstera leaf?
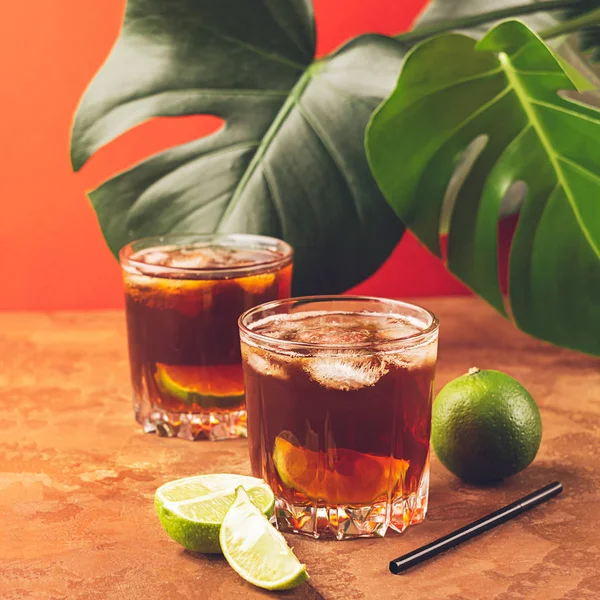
[414,0,600,82]
[367,21,600,356]
[414,0,558,38]
[415,0,600,51]
[411,0,599,219]
[71,0,407,295]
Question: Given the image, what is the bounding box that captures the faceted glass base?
[134,394,246,441]
[273,464,429,539]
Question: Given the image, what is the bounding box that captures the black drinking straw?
[390,481,563,574]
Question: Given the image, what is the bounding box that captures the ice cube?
[304,356,388,391]
[293,325,371,345]
[383,341,438,370]
[376,323,420,342]
[250,315,302,341]
[122,272,153,288]
[164,246,265,270]
[246,350,290,381]
[141,250,171,265]
[166,251,210,270]
[191,246,229,267]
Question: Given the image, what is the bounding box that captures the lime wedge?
[155,474,274,554]
[220,487,309,590]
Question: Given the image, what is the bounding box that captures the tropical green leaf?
[71,0,407,295]
[414,0,559,39]
[414,1,600,86]
[412,0,576,220]
[366,20,600,356]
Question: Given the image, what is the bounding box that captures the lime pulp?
[220,487,309,590]
[155,474,274,554]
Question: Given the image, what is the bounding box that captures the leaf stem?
[540,6,600,39]
[395,0,589,44]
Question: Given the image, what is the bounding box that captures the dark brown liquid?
[242,312,436,506]
[124,245,292,414]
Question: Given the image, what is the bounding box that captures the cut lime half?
[155,474,274,554]
[155,364,244,410]
[220,487,309,590]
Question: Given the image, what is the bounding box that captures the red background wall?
[0,0,470,311]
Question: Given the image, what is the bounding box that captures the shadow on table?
[183,550,323,599]
[430,460,589,498]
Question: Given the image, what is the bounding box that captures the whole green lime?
[432,368,542,483]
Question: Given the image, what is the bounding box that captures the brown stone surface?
[1,298,599,600]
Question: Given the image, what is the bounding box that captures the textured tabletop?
[2,298,599,600]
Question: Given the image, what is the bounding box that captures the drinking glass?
[120,233,293,441]
[239,296,438,538]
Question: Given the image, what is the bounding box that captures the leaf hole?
[499,180,527,217]
[497,181,526,313]
[75,114,225,190]
[498,212,519,302]
[439,134,488,261]
[558,89,600,112]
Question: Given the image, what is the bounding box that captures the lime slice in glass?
[155,474,274,554]
[220,486,309,590]
[154,364,244,410]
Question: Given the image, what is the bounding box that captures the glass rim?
[119,233,293,279]
[239,296,439,351]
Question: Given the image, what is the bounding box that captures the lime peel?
[432,369,542,483]
[154,365,243,409]
[155,474,274,553]
[220,486,309,591]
